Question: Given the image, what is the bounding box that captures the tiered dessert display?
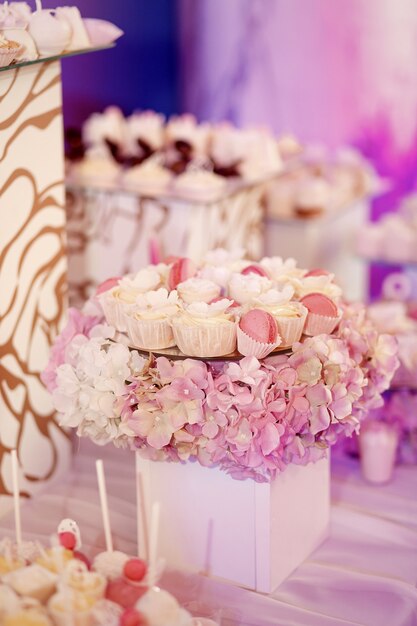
[65,109,283,306]
[42,250,398,592]
[0,0,121,513]
[264,145,383,301]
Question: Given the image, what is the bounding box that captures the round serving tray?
[113,332,293,361]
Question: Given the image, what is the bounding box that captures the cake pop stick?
[147,502,160,587]
[96,459,113,552]
[10,450,22,549]
[135,452,148,561]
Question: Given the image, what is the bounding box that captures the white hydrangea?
[52,335,147,447]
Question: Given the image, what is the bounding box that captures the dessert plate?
[134,344,293,361]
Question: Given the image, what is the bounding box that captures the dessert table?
[1,441,416,626]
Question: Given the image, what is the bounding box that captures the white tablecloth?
[1,441,416,626]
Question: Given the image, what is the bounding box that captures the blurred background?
[54,0,417,203]
[53,0,417,302]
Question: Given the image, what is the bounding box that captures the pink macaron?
[240,309,279,344]
[96,276,121,295]
[300,292,338,317]
[168,257,197,290]
[241,264,269,278]
[304,268,331,278]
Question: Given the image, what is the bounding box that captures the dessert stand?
[66,180,267,307]
[0,47,111,514]
[118,341,330,594]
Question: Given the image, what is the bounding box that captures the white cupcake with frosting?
[71,146,121,189]
[259,256,305,284]
[173,168,226,200]
[177,277,220,304]
[295,274,342,301]
[228,273,272,304]
[122,158,173,196]
[252,286,307,346]
[166,114,211,156]
[126,110,165,155]
[172,299,237,357]
[83,106,126,152]
[100,268,162,332]
[126,288,179,350]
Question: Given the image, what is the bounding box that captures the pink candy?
[241,264,269,278]
[168,257,197,290]
[304,268,330,278]
[300,292,338,317]
[239,309,278,344]
[96,276,121,295]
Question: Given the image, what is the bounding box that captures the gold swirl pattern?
[66,186,264,308]
[0,61,71,513]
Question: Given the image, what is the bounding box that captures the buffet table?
[1,442,416,626]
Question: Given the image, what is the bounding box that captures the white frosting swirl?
[228,273,272,304]
[126,111,165,151]
[177,278,220,303]
[295,274,342,300]
[133,288,179,319]
[119,268,161,293]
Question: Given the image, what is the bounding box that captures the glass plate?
[0,44,114,74]
[113,333,293,361]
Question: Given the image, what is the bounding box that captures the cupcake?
[300,293,341,336]
[125,110,165,157]
[198,264,232,290]
[237,309,281,358]
[100,267,163,331]
[122,158,173,196]
[126,288,179,350]
[238,129,282,181]
[252,287,307,346]
[210,123,246,175]
[173,168,227,201]
[228,273,272,305]
[70,147,121,189]
[177,277,221,304]
[294,273,342,301]
[293,177,331,219]
[82,106,126,154]
[171,300,237,358]
[277,133,303,160]
[0,35,21,66]
[259,256,304,284]
[166,114,211,157]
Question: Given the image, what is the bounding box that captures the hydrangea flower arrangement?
[42,296,398,482]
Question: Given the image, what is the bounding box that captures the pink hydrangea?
[41,306,103,392]
[44,298,399,482]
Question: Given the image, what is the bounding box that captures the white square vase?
[137,454,330,593]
